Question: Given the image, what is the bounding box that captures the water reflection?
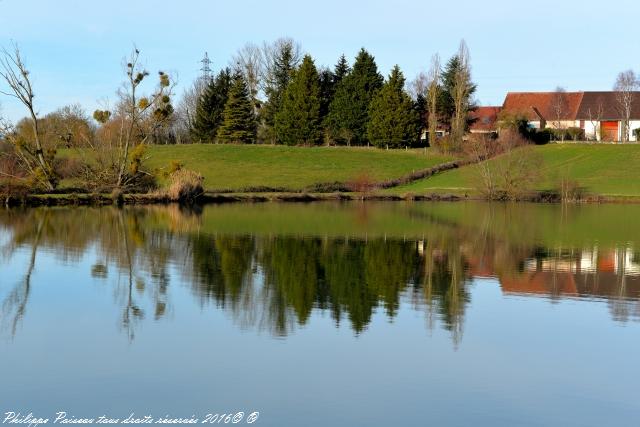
[1,203,639,344]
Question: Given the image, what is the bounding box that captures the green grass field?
[144,144,453,191]
[388,144,640,197]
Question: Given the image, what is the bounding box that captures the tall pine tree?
[326,49,383,145]
[275,55,322,146]
[217,72,257,144]
[318,55,351,125]
[191,68,231,143]
[318,68,334,123]
[261,39,300,143]
[367,66,420,148]
[333,54,350,85]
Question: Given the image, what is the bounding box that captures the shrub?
[110,187,124,205]
[161,160,183,179]
[348,172,376,195]
[633,128,640,141]
[54,157,84,179]
[0,180,30,200]
[566,127,585,141]
[165,169,204,202]
[558,177,585,202]
[304,181,351,193]
[525,128,554,145]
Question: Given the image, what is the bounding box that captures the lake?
[0,202,638,426]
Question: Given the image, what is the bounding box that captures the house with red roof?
[500,91,640,141]
[469,106,501,134]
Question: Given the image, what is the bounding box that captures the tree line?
[185,38,477,150]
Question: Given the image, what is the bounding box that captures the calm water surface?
[0,202,639,426]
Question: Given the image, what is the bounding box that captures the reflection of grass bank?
[138,201,640,247]
[386,144,640,197]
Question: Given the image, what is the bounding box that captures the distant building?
[500,91,640,141]
[468,106,501,134]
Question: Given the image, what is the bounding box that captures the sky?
[0,0,638,121]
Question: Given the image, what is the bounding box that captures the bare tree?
[465,134,499,198]
[587,96,605,141]
[174,78,206,143]
[551,86,568,142]
[410,71,428,100]
[232,43,262,113]
[614,70,638,143]
[451,42,472,151]
[494,133,541,200]
[0,44,56,190]
[426,54,441,148]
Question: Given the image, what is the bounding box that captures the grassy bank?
[141,144,453,191]
[387,144,640,197]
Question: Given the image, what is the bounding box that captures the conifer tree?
[191,68,231,143]
[261,38,301,143]
[318,55,351,123]
[333,54,350,85]
[319,68,334,122]
[275,55,322,146]
[367,66,420,148]
[326,48,383,145]
[217,72,257,144]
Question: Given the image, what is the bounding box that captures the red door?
[601,121,619,142]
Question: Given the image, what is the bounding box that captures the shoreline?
[4,190,640,207]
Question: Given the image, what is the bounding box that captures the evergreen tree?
[190,68,232,143]
[326,48,383,145]
[262,39,300,143]
[367,66,420,148]
[318,55,352,125]
[333,54,350,85]
[414,92,428,143]
[275,55,322,146]
[217,72,257,144]
[318,68,334,123]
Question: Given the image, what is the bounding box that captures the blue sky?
[0,0,637,121]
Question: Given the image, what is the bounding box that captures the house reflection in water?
[417,239,640,322]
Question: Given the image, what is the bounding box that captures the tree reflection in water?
[0,203,639,343]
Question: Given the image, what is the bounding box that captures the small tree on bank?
[367,66,420,148]
[93,47,174,189]
[217,72,257,144]
[0,44,57,190]
[275,55,322,146]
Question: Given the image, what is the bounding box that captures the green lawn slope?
[388,144,640,197]
[144,144,453,191]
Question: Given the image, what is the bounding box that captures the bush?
[526,128,554,145]
[558,178,585,202]
[165,169,204,202]
[566,127,585,141]
[0,180,30,200]
[304,181,351,193]
[348,172,376,195]
[633,128,640,141]
[54,157,84,179]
